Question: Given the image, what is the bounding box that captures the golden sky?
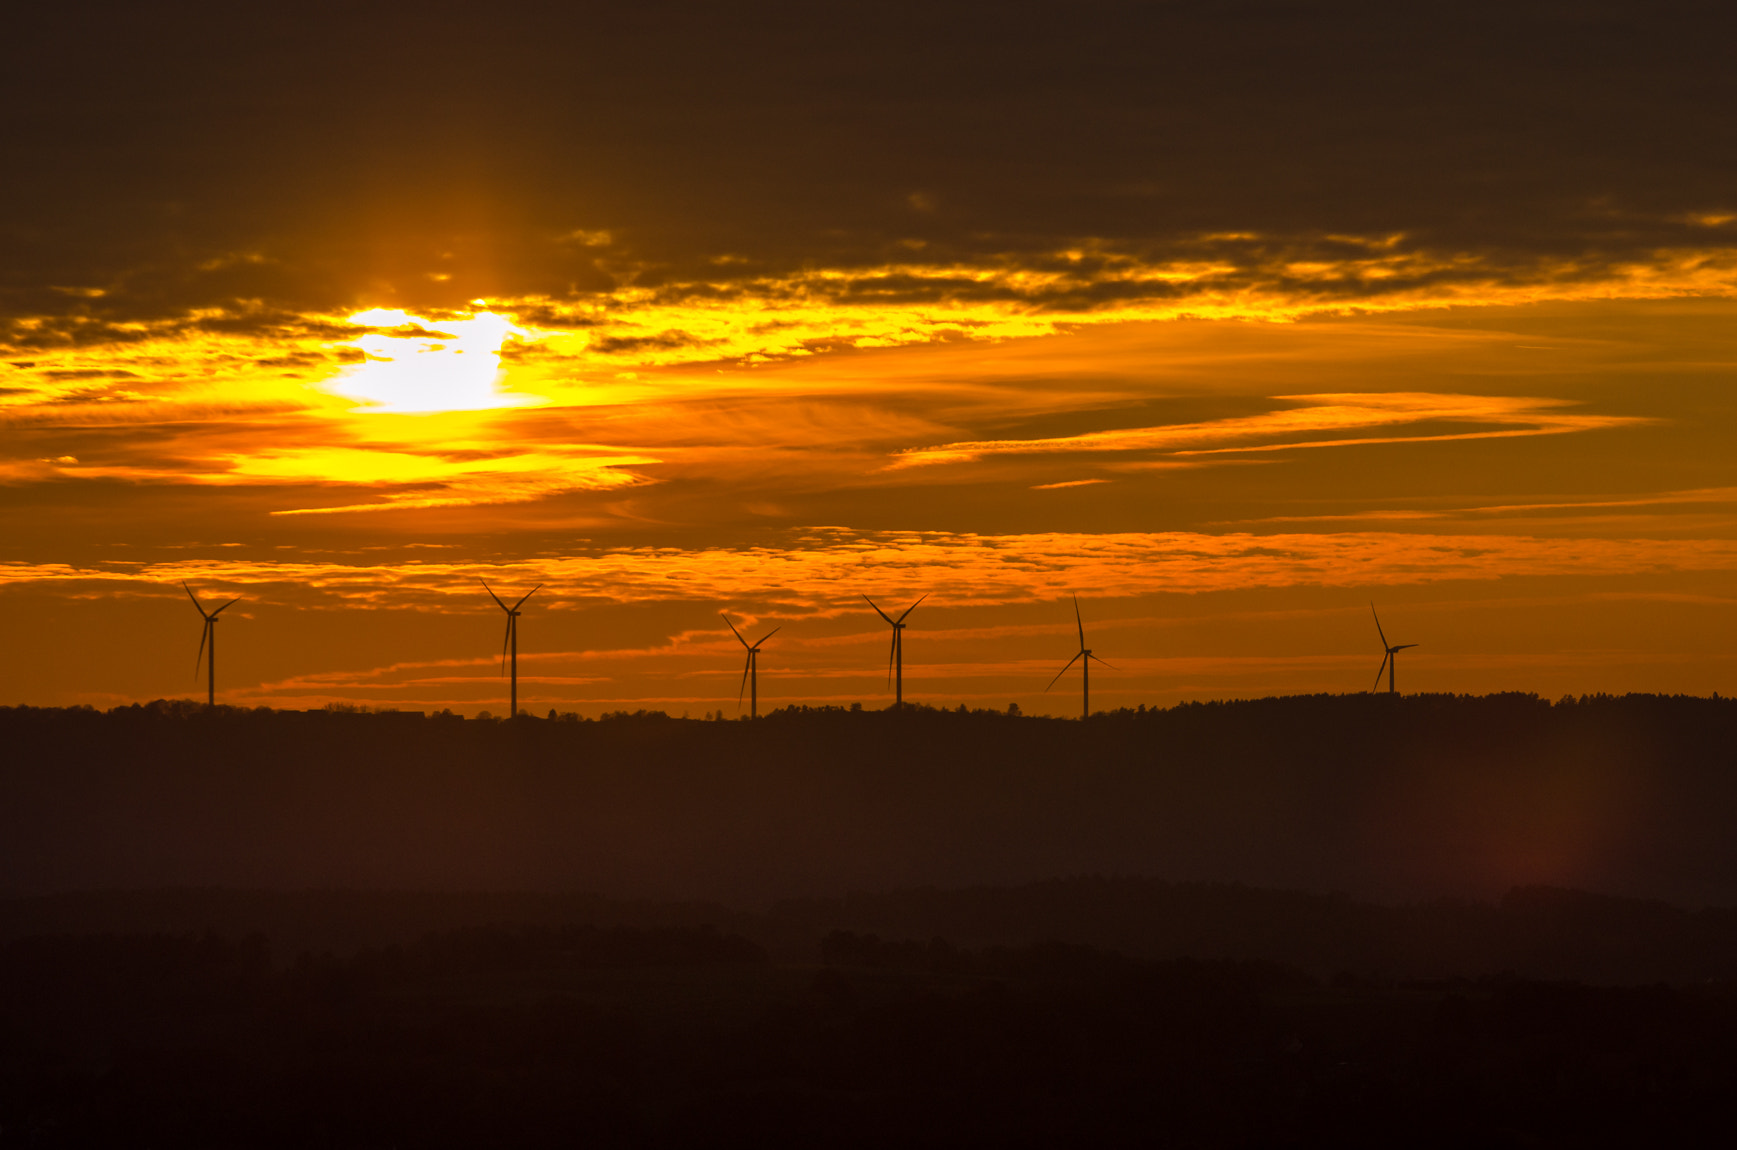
[4,2,1736,715]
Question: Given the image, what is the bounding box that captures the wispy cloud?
[7,529,1737,610]
[892,393,1648,468]
[255,446,657,514]
[1224,488,1737,526]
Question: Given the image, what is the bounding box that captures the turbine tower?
[482,580,541,717]
[183,582,240,709]
[1045,595,1115,719]
[863,594,926,709]
[1370,604,1418,694]
[722,614,780,719]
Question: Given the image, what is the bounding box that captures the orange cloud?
[8,235,1737,422]
[498,240,1737,382]
[1226,488,1737,525]
[892,393,1648,467]
[7,529,1737,610]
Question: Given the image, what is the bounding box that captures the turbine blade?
[1394,643,1420,651]
[753,626,781,648]
[1045,650,1085,692]
[209,597,241,617]
[1074,595,1085,649]
[1370,603,1388,649]
[480,579,509,612]
[500,618,512,675]
[895,593,928,624]
[721,613,751,649]
[1372,652,1390,692]
[739,653,751,706]
[194,619,209,679]
[1088,653,1118,671]
[863,595,897,626]
[183,581,209,618]
[887,631,897,687]
[511,584,542,611]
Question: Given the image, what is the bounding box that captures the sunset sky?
[5,1,1736,716]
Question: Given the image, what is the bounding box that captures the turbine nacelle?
[863,594,925,630]
[183,581,240,624]
[481,580,540,616]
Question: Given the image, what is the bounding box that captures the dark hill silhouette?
[4,693,1737,906]
[8,879,1737,986]
[4,916,1737,1148]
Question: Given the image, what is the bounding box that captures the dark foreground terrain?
[5,692,1737,904]
[3,896,1737,1149]
[5,695,1737,1144]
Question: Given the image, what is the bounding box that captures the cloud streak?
[1224,488,1737,525]
[892,394,1648,467]
[7,529,1737,610]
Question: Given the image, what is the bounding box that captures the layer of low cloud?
[8,529,1737,612]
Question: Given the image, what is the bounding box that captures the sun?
[331,308,537,413]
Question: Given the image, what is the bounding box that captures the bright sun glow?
[332,308,536,413]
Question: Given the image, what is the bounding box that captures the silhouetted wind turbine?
[864,594,926,709]
[482,580,541,717]
[183,582,239,709]
[1370,604,1418,694]
[1046,595,1115,719]
[722,614,780,719]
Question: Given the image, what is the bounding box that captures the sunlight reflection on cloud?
[330,309,539,413]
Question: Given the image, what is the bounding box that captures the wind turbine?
[482,580,541,717]
[183,582,240,708]
[722,614,780,719]
[863,594,926,709]
[1369,604,1418,694]
[1045,595,1115,719]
